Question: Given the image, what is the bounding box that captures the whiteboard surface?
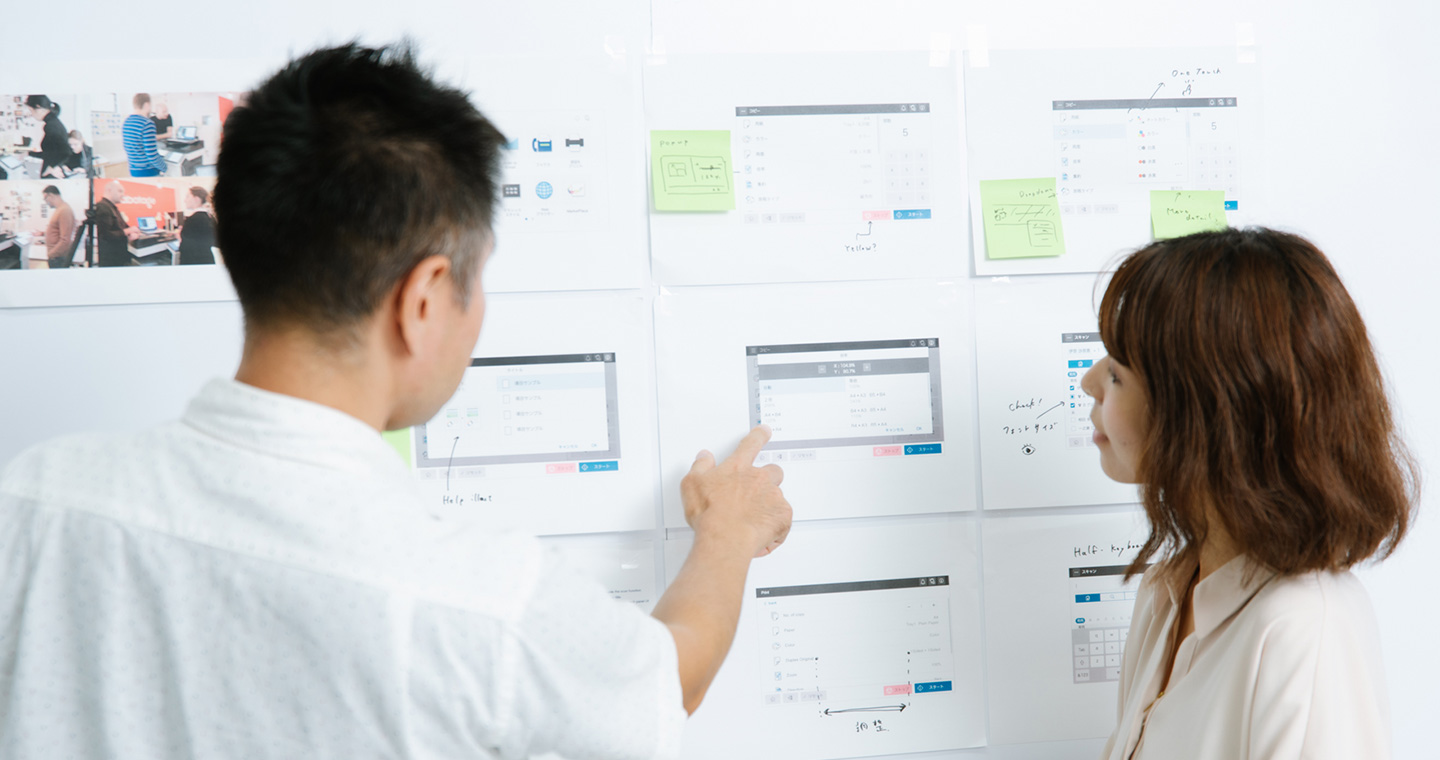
[2,1,1437,758]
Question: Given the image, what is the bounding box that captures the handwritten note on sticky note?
[1150,190,1227,239]
[979,178,1066,259]
[381,429,412,467]
[650,130,734,211]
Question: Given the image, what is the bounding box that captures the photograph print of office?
[0,91,237,274]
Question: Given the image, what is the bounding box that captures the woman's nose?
[1080,358,1103,399]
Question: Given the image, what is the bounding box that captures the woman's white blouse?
[1101,556,1390,760]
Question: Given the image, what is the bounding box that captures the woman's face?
[68,136,83,153]
[185,193,201,210]
[1080,355,1149,483]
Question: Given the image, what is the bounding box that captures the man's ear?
[393,255,454,356]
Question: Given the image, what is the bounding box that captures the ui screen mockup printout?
[966,47,1262,276]
[416,352,621,471]
[540,535,659,612]
[746,338,945,459]
[655,280,976,527]
[462,54,648,292]
[393,291,660,536]
[973,275,1141,510]
[646,52,966,286]
[983,511,1149,745]
[666,516,985,759]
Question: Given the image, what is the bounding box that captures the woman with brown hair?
[1085,227,1418,760]
[177,185,216,266]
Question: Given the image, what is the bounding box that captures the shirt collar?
[182,378,411,478]
[1163,553,1277,639]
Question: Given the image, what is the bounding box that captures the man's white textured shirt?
[0,379,684,759]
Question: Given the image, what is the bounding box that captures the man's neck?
[234,327,393,431]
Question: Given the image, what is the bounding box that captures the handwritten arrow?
[1037,400,1064,419]
[823,704,908,716]
[1129,82,1164,114]
[856,221,873,239]
[445,436,460,491]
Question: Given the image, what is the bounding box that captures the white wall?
[2,1,1436,757]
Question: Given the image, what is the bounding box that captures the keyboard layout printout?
[1069,564,1140,683]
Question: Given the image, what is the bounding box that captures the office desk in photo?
[159,138,204,177]
[19,238,50,269]
[0,151,42,180]
[56,153,108,179]
[128,232,179,265]
[0,235,20,270]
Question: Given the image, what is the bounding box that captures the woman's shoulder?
[1240,569,1379,652]
[1252,569,1373,618]
[1242,570,1389,754]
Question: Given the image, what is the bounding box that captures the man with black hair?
[40,185,76,268]
[0,43,791,759]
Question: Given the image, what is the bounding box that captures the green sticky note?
[650,130,734,211]
[979,178,1066,259]
[381,429,412,467]
[1150,190,1228,239]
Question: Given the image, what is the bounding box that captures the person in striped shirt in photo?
[123,93,168,177]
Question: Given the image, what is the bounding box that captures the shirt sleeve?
[504,552,685,760]
[61,207,76,245]
[1246,574,1390,760]
[407,547,685,760]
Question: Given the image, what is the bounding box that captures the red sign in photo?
[92,178,178,226]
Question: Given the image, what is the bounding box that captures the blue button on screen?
[893,209,932,220]
[579,461,619,473]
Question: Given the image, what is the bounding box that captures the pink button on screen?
[546,463,578,474]
[873,446,903,457]
[884,684,913,696]
[862,210,890,221]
